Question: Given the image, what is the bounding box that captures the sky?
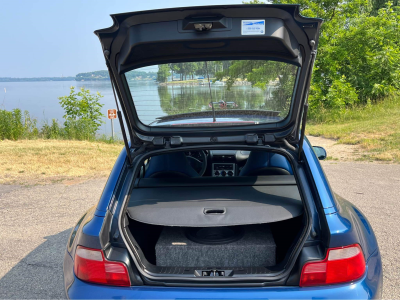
[0,0,246,78]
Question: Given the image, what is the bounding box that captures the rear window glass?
[124,60,299,127]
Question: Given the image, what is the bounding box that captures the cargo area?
[123,172,306,278]
[127,216,304,273]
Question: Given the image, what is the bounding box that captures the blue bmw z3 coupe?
[63,4,382,299]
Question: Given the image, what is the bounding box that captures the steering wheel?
[186,150,208,177]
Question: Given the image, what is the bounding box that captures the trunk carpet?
[155,224,276,268]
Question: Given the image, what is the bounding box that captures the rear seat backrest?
[144,152,199,178]
[239,151,293,176]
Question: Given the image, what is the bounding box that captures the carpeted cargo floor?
[155,224,276,268]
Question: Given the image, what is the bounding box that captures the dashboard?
[185,150,250,177]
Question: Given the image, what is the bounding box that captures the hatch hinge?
[245,134,276,145]
[152,136,184,147]
[152,136,180,148]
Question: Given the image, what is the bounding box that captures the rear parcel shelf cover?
[127,185,303,227]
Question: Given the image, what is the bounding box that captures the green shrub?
[23,110,39,139]
[58,86,105,140]
[0,109,12,139]
[10,109,24,139]
[0,109,39,140]
[97,134,123,144]
[63,119,98,140]
[308,92,400,124]
[41,119,63,139]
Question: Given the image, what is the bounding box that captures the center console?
[209,150,250,177]
[212,163,236,177]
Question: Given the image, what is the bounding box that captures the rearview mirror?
[313,146,327,160]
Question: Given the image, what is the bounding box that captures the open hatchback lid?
[95,4,322,145]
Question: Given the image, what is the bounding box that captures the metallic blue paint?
[64,137,383,298]
[66,257,382,299]
[95,146,127,216]
[81,215,104,238]
[324,206,337,214]
[304,136,379,259]
[328,195,379,259]
[303,137,337,210]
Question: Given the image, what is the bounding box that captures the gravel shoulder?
[0,178,106,299]
[0,159,399,298]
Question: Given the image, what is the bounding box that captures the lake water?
[1,81,124,137]
[1,80,274,138]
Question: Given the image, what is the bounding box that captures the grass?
[1,94,398,185]
[0,139,123,184]
[307,94,400,163]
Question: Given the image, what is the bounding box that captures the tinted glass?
[125,60,298,127]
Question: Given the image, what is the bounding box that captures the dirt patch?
[307,135,365,161]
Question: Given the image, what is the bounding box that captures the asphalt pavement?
[0,162,399,299]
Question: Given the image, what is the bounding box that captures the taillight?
[74,246,131,287]
[300,244,366,287]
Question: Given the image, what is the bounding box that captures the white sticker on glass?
[241,20,265,35]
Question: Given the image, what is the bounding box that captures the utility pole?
[111,118,114,139]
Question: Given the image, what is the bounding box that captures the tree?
[244,0,400,116]
[169,63,181,81]
[157,64,171,82]
[371,0,399,14]
[320,4,400,104]
[183,62,199,80]
[215,60,297,112]
[58,87,105,139]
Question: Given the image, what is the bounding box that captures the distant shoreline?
[0,77,76,82]
[1,68,157,83]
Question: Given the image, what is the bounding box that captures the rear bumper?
[65,249,382,299]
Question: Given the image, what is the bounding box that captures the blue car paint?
[326,195,379,259]
[304,137,379,262]
[65,249,382,299]
[67,206,99,259]
[64,139,383,299]
[95,146,128,216]
[303,137,338,211]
